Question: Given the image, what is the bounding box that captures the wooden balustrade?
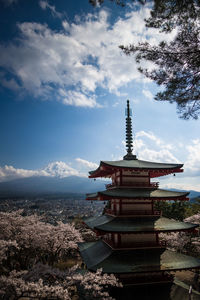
[105,208,161,216]
[106,182,159,189]
[103,238,166,249]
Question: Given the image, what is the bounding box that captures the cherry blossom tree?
[159,213,200,254]
[185,214,200,254]
[0,269,71,300]
[159,231,191,253]
[0,264,121,299]
[0,210,83,270]
[0,210,121,299]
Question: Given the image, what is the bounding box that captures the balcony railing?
[105,208,162,216]
[104,238,166,249]
[105,182,159,189]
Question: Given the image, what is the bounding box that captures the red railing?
[104,238,166,249]
[105,209,161,216]
[105,182,159,189]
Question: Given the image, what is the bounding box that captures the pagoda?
[79,100,200,287]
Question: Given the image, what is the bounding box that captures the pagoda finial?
[123,100,137,160]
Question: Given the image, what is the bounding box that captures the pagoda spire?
[123,100,137,160]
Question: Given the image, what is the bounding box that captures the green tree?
[154,200,187,221]
[184,198,200,218]
[91,0,200,119]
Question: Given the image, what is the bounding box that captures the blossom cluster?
[159,213,200,254]
[0,210,121,299]
[0,210,83,268]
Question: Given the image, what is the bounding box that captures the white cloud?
[0,7,175,107]
[75,158,98,169]
[43,161,80,177]
[131,130,179,163]
[130,131,200,191]
[0,161,84,182]
[135,131,173,150]
[185,139,200,175]
[0,159,100,182]
[0,165,48,182]
[136,131,163,146]
[60,90,101,108]
[134,138,145,150]
[39,1,63,19]
[62,21,70,31]
[161,181,200,192]
[142,89,153,100]
[0,75,20,91]
[137,148,180,163]
[121,131,178,164]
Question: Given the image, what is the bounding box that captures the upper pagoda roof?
[89,159,183,178]
[79,240,200,273]
[84,215,198,233]
[86,188,189,200]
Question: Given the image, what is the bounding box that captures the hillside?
[0,176,108,197]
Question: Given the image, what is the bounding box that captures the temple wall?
[121,203,152,211]
[121,199,152,203]
[122,170,149,176]
[122,176,149,184]
[121,233,156,245]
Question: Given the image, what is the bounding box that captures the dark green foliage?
[145,0,200,32]
[120,0,200,119]
[154,200,187,221]
[155,198,200,220]
[89,0,200,119]
[184,198,200,218]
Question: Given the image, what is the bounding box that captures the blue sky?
[0,0,200,191]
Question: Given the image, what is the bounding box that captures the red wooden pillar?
[120,170,122,186]
[118,233,121,248]
[111,233,114,247]
[119,199,122,215]
[156,233,159,245]
[114,200,116,215]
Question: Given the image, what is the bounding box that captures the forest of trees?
[155,198,200,221]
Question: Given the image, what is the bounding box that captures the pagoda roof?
[84,215,198,233]
[86,188,189,200]
[89,160,183,178]
[79,240,200,274]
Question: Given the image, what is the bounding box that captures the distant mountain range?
[169,189,200,201]
[0,176,108,197]
[187,192,200,202]
[0,175,200,200]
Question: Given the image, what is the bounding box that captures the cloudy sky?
[0,0,200,191]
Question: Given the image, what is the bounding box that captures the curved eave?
[84,215,198,233]
[89,160,184,178]
[79,240,200,274]
[86,189,189,201]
